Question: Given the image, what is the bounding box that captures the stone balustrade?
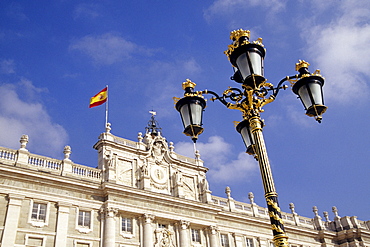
[71,163,101,180]
[0,147,17,163]
[0,145,101,182]
[28,154,62,171]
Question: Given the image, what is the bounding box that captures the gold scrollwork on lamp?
[175,29,327,247]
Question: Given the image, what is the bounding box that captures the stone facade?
[0,123,369,247]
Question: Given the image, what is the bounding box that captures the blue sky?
[1,0,369,222]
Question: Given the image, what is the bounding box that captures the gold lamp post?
[175,29,327,247]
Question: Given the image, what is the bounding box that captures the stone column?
[1,194,25,247]
[104,207,118,247]
[54,202,71,247]
[208,226,219,247]
[179,220,190,247]
[143,214,155,247]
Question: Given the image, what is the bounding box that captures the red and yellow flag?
[89,87,107,108]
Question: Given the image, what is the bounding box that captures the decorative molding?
[143,213,155,224]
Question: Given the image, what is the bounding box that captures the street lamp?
[175,29,327,247]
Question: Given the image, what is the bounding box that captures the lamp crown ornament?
[295,60,310,71]
[182,79,196,90]
[230,29,250,41]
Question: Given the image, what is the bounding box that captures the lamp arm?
[272,74,298,97]
[202,90,227,105]
[202,88,243,107]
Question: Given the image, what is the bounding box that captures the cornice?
[102,182,222,212]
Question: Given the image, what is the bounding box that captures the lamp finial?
[295,60,310,71]
[182,79,196,90]
[230,29,250,41]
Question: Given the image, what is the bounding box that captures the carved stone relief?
[183,176,196,200]
[155,228,176,247]
[116,159,133,186]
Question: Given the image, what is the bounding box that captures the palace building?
[0,116,369,247]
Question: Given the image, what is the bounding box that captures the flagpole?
[105,85,109,129]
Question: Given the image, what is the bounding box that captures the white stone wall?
[0,132,369,247]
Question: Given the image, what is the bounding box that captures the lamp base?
[243,74,266,88]
[183,125,204,139]
[306,104,328,123]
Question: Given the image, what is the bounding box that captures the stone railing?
[175,153,196,164]
[71,163,101,180]
[212,195,269,218]
[28,154,62,171]
[0,145,101,182]
[211,195,317,229]
[212,192,370,232]
[0,147,17,163]
[114,136,137,148]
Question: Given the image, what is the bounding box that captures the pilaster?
[1,194,25,247]
[200,178,212,203]
[142,162,151,191]
[54,202,71,247]
[172,167,184,198]
[232,233,244,247]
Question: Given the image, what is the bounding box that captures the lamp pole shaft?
[249,116,289,247]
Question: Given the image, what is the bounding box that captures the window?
[75,208,93,233]
[246,238,254,247]
[31,203,47,221]
[76,243,89,247]
[25,234,46,247]
[28,200,50,227]
[191,229,201,243]
[122,217,133,233]
[78,210,91,228]
[74,240,92,247]
[27,237,43,246]
[221,234,229,247]
[121,216,135,238]
[158,223,167,229]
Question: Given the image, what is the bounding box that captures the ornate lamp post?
[175,29,327,247]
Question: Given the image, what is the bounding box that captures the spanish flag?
[89,87,108,108]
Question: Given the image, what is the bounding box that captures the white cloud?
[204,0,286,22]
[6,2,29,22]
[0,82,68,157]
[175,136,258,182]
[73,3,101,20]
[128,57,202,117]
[301,0,370,103]
[69,33,139,65]
[0,59,15,74]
